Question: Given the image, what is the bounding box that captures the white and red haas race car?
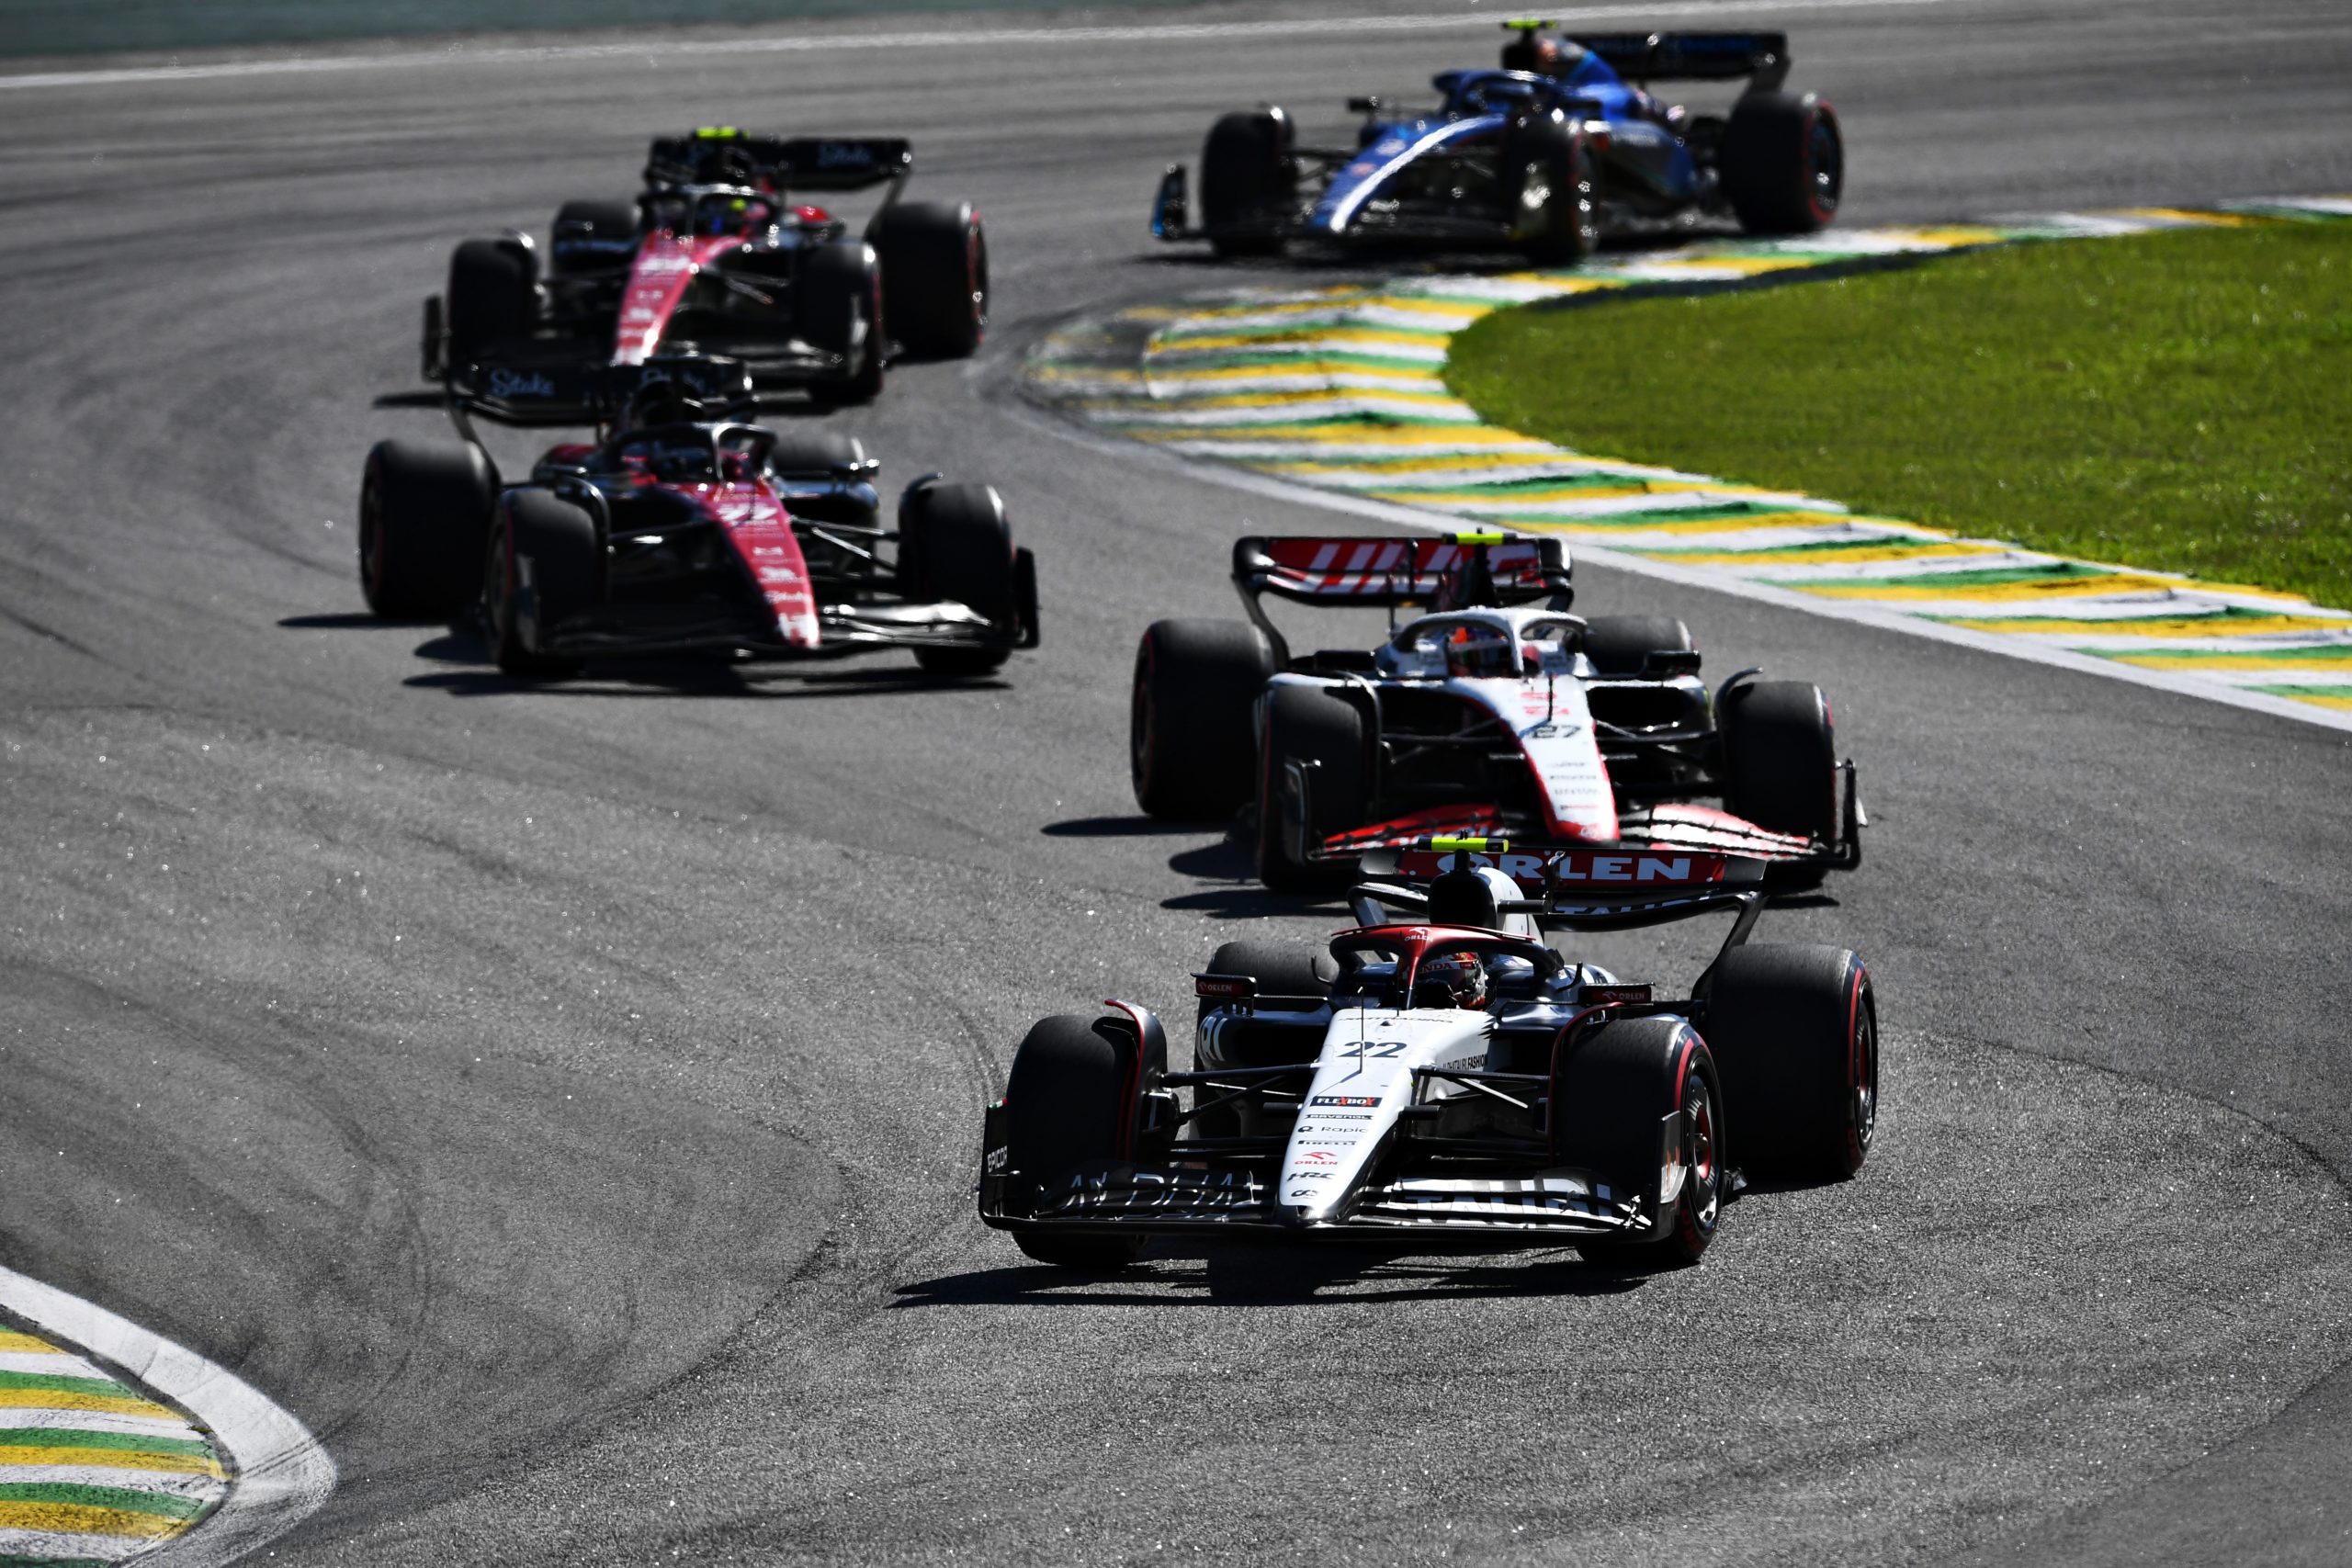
[1129,532,1863,890]
[978,839,1878,1269]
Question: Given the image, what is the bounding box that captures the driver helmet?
[1444,622,1523,679]
[617,374,695,433]
[698,195,763,235]
[1416,950,1490,1010]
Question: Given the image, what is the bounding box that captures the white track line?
[0,0,1957,92]
[0,1264,335,1568]
[1006,399,2352,736]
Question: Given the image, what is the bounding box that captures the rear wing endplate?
[1569,30,1790,89]
[644,130,915,194]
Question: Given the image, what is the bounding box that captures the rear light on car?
[1581,984,1652,1006]
[1193,974,1257,1000]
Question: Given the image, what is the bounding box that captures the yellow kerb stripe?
[2290,693,2352,709]
[0,1331,58,1353]
[2103,650,2352,671]
[1794,571,2182,602]
[0,1498,188,1539]
[0,1446,224,1478]
[0,1389,180,1420]
[1946,613,2352,637]
[1649,540,2005,567]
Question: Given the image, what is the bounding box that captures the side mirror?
[1346,95,1386,115]
[1643,648,1703,677]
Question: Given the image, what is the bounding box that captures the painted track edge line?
[1004,400,2352,737]
[0,1264,335,1568]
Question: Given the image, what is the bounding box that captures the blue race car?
[1151,20,1842,264]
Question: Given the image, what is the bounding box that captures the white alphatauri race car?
[978,839,1877,1270]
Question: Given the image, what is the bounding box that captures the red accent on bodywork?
[688,479,820,649]
[792,205,831,224]
[1396,846,1728,893]
[1102,999,1153,1161]
[612,230,744,365]
[1257,536,1553,600]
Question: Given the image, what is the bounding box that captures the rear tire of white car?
[1254,683,1368,895]
[485,489,599,682]
[1720,679,1839,850]
[1702,943,1876,1182]
[1581,615,1694,678]
[359,439,498,619]
[899,481,1016,678]
[1131,619,1277,819]
[1005,1015,1150,1269]
[868,199,988,359]
[1557,1017,1724,1269]
[1202,108,1295,258]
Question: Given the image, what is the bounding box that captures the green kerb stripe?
[0,1482,205,1520]
[1142,352,1442,372]
[1499,502,1845,528]
[2084,643,2352,663]
[1778,561,2129,591]
[0,1372,132,1400]
[0,1429,212,1458]
[2249,683,2352,697]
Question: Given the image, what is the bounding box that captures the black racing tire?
[1195,940,1335,1032]
[1254,682,1368,894]
[445,238,537,370]
[1703,943,1876,1183]
[1201,108,1295,259]
[485,489,601,681]
[1720,679,1838,844]
[801,241,886,406]
[358,439,498,619]
[548,198,639,275]
[867,199,988,359]
[764,430,869,479]
[1130,618,1277,820]
[1556,1017,1725,1269]
[1502,115,1600,266]
[1193,941,1334,1137]
[1004,1014,1149,1269]
[900,481,1016,677]
[1721,91,1843,235]
[1582,615,1694,678]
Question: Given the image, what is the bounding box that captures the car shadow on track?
[896,1238,1644,1307]
[1041,815,1215,838]
[279,612,428,630]
[392,626,1008,697]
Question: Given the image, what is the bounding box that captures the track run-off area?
[3,2,2350,1564]
[1030,200,2352,729]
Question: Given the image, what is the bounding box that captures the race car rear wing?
[441,347,755,437]
[1566,30,1791,91]
[1352,836,1774,968]
[643,130,916,195]
[1230,530,1570,644]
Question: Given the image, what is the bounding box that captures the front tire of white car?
[1005,1014,1148,1269]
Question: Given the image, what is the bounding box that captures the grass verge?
[1445,220,2352,609]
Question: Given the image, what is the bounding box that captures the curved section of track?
[3,2,2350,1562]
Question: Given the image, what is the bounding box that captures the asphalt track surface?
[3,2,2350,1563]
